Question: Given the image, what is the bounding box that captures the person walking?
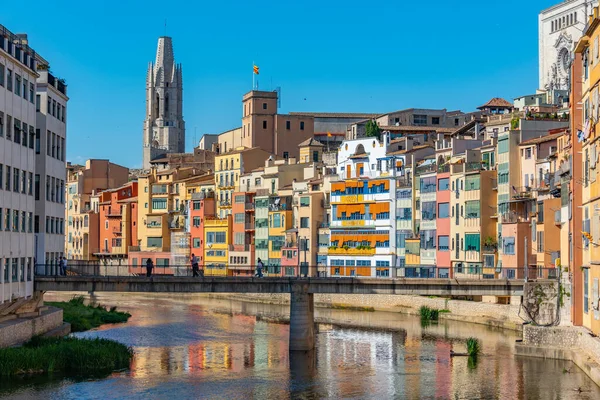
[255,258,264,278]
[191,253,199,277]
[146,258,154,277]
[60,257,68,276]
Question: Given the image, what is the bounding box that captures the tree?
[365,119,381,139]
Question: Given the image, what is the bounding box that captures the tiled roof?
[298,138,325,147]
[386,144,433,156]
[477,97,513,109]
[519,132,564,146]
[289,112,380,118]
[383,125,455,133]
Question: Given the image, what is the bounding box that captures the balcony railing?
[328,247,376,256]
[219,201,232,207]
[245,203,255,211]
[555,210,562,225]
[416,163,437,175]
[245,222,255,230]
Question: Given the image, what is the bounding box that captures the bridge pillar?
[289,282,315,352]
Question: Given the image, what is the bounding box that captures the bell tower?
[142,36,185,169]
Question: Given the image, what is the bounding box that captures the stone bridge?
[35,276,545,351]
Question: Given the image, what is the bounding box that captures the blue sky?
[3,0,559,168]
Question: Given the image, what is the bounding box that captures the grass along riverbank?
[0,336,133,377]
[46,296,131,332]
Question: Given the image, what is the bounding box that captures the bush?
[419,306,439,321]
[466,337,480,357]
[0,336,133,377]
[46,296,131,332]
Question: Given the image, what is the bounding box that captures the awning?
[449,155,465,164]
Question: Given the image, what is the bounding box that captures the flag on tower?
[327,132,332,137]
[253,65,259,75]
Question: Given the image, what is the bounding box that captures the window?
[193,217,200,227]
[193,238,201,248]
[147,237,163,247]
[272,213,282,228]
[465,201,480,219]
[15,74,21,96]
[584,268,590,314]
[300,197,310,207]
[5,166,10,191]
[465,175,480,191]
[13,168,19,193]
[313,151,319,162]
[283,151,289,159]
[152,199,167,209]
[300,121,305,130]
[34,175,40,200]
[263,120,267,129]
[420,176,436,193]
[29,83,34,103]
[234,213,245,223]
[36,94,40,111]
[413,114,427,125]
[432,117,440,125]
[438,202,450,218]
[503,237,515,254]
[0,63,3,87]
[206,232,226,244]
[262,102,267,110]
[438,235,449,251]
[421,201,436,220]
[286,120,290,130]
[0,112,3,137]
[465,234,480,252]
[300,217,309,228]
[6,69,12,91]
[438,178,449,191]
[397,207,412,220]
[525,148,532,159]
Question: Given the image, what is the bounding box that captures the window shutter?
[594,214,600,243]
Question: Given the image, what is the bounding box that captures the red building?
[190,191,216,266]
[96,181,138,262]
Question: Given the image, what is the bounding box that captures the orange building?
[189,191,216,268]
[95,181,138,263]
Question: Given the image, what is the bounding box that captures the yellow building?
[577,6,600,335]
[214,147,271,219]
[204,215,232,276]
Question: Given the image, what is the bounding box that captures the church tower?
[142,36,185,169]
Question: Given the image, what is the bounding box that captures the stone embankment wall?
[209,293,525,331]
[0,307,63,348]
[518,325,600,387]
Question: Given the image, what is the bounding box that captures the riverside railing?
[35,264,559,281]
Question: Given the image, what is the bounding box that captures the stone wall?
[522,281,560,326]
[519,324,600,387]
[210,292,525,331]
[0,307,63,348]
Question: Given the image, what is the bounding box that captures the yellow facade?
[268,210,293,260]
[203,216,232,276]
[578,7,600,335]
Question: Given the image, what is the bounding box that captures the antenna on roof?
[275,87,281,109]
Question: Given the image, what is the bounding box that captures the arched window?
[165,93,169,113]
[155,93,160,116]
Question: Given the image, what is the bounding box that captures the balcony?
[511,186,534,200]
[501,212,529,224]
[483,244,497,253]
[554,210,562,226]
[283,241,298,249]
[151,185,169,194]
[107,208,122,217]
[397,177,413,188]
[219,200,232,208]
[128,246,171,252]
[205,217,228,226]
[328,247,376,256]
[256,188,270,196]
[416,163,437,175]
[245,203,255,212]
[320,222,330,228]
[438,164,450,173]
[245,222,255,231]
[113,226,122,235]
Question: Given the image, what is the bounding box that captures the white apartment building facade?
[0,27,38,303]
[34,67,68,270]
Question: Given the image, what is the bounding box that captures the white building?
[142,36,185,169]
[35,65,68,270]
[539,0,597,91]
[0,27,38,303]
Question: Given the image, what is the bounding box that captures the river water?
[2,293,600,399]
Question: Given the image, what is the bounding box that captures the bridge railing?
[34,264,560,281]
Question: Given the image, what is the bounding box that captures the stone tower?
[142,36,185,169]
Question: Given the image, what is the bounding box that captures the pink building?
[436,171,451,278]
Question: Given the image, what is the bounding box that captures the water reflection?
[2,293,599,399]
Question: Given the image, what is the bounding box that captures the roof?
[519,132,564,147]
[477,97,513,110]
[173,173,213,183]
[381,125,455,133]
[350,153,369,159]
[298,138,325,147]
[288,112,380,119]
[386,144,433,156]
[216,146,270,157]
[118,196,138,204]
